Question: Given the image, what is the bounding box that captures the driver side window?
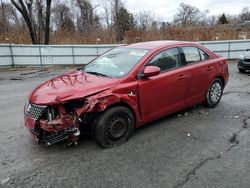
[148,48,180,72]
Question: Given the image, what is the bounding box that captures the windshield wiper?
[85,71,111,78]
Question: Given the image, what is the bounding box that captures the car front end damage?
[24,100,87,146]
[24,89,138,146]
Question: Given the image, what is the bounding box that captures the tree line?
[0,0,250,44]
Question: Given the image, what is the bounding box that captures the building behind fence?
[0,40,250,67]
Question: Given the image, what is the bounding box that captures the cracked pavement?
[0,62,250,188]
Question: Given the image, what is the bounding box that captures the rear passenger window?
[148,48,180,72]
[199,49,209,60]
[182,47,201,64]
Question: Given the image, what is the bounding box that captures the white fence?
[0,44,119,67]
[200,40,250,60]
[0,40,250,67]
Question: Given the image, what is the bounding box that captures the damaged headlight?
[25,100,47,120]
[63,99,88,112]
[25,99,30,113]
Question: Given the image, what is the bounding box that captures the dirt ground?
[0,61,250,188]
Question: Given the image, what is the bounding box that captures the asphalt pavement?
[0,62,250,188]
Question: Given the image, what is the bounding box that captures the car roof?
[123,40,199,50]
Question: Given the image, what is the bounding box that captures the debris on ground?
[228,133,239,144]
[187,133,191,137]
[1,177,10,185]
[243,119,249,129]
[10,78,23,81]
[234,115,239,119]
[194,135,199,140]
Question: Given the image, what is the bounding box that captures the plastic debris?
[1,177,10,185]
[187,133,191,137]
[235,115,239,119]
[229,133,238,144]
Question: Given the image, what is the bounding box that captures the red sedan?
[24,41,229,147]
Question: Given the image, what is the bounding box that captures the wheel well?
[105,102,137,123]
[216,76,225,87]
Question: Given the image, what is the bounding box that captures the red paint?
[29,70,119,105]
[143,66,161,78]
[24,41,229,144]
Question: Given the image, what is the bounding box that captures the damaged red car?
[24,41,229,147]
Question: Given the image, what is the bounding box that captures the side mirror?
[143,66,161,78]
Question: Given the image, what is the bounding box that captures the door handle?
[207,66,214,71]
[178,74,186,80]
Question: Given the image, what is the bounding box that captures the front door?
[138,48,187,123]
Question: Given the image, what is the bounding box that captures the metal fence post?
[9,43,14,68]
[96,47,99,56]
[72,46,75,64]
[39,45,43,66]
[228,41,231,59]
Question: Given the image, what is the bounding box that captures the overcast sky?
[93,0,250,21]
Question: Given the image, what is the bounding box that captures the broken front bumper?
[24,104,80,146]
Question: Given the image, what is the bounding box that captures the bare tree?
[173,3,207,27]
[239,7,250,22]
[52,2,74,31]
[206,15,218,26]
[10,0,52,44]
[76,0,99,33]
[102,0,112,28]
[44,0,52,44]
[0,0,8,32]
[134,10,155,31]
[0,1,19,32]
[112,0,122,40]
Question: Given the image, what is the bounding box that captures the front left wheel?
[94,106,135,148]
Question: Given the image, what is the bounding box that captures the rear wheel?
[204,78,223,108]
[94,106,135,148]
[239,68,245,73]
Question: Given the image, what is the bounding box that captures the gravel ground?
[0,61,250,188]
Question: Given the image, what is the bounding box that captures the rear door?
[138,47,188,122]
[180,46,214,106]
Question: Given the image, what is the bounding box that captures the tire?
[204,78,223,108]
[239,68,245,73]
[94,106,135,148]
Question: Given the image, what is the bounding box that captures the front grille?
[244,59,250,63]
[26,103,46,119]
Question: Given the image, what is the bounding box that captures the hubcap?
[210,82,222,103]
[107,115,129,140]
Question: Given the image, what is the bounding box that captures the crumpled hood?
[29,70,119,105]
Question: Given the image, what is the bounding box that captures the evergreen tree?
[218,13,228,24]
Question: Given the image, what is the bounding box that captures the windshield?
[82,48,149,78]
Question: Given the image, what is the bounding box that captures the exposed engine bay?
[25,99,95,146]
